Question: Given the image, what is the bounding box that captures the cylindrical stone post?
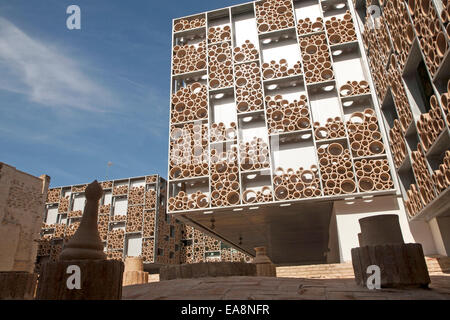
[359,214,404,246]
[36,260,124,299]
[123,256,148,286]
[0,272,38,300]
[357,233,365,247]
[252,247,276,277]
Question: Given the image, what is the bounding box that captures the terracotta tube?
[445,167,450,186]
[443,93,450,112]
[226,191,240,205]
[329,34,341,44]
[243,190,257,204]
[275,167,285,176]
[350,141,361,152]
[273,176,283,186]
[340,84,353,96]
[433,170,444,190]
[295,182,305,192]
[187,199,196,209]
[379,172,391,184]
[341,179,356,194]
[169,166,182,179]
[375,182,386,190]
[369,141,385,154]
[328,143,344,156]
[359,177,374,192]
[231,181,240,191]
[407,0,415,15]
[442,3,450,22]
[368,123,379,132]
[175,200,184,210]
[321,69,333,80]
[194,166,202,176]
[275,185,289,200]
[261,186,272,196]
[220,187,227,196]
[332,187,341,195]
[301,170,314,184]
[258,23,269,33]
[303,188,314,197]
[436,32,448,58]
[326,180,335,188]
[215,162,228,174]
[315,127,329,139]
[297,117,310,129]
[418,187,429,206]
[356,169,365,178]
[319,157,329,166]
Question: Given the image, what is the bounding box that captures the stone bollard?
[123,256,148,286]
[253,247,276,277]
[0,272,38,300]
[36,181,124,300]
[351,214,430,288]
[357,233,365,247]
[359,214,404,246]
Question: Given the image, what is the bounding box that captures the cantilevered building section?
[167,0,450,265]
[353,0,450,254]
[37,175,251,273]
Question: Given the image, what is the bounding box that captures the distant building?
[36,174,251,273]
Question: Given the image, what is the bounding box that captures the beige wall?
[328,195,438,262]
[0,162,49,272]
[429,217,450,256]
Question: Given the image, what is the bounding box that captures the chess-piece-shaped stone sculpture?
[59,180,106,261]
[36,181,124,300]
[253,247,276,277]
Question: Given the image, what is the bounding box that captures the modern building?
[36,174,251,273]
[166,0,449,265]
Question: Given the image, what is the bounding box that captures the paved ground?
[123,275,450,300]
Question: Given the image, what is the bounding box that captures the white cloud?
[0,17,114,112]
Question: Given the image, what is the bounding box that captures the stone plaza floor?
[122,274,450,300]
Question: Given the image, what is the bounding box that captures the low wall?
[160,262,256,280]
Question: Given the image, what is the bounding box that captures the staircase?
[276,256,450,279]
[425,256,450,275]
[276,262,355,279]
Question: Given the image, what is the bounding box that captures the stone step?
[276,263,355,279]
[146,256,450,282]
[425,256,450,273]
[276,256,450,279]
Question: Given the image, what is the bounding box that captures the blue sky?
[0,0,245,187]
